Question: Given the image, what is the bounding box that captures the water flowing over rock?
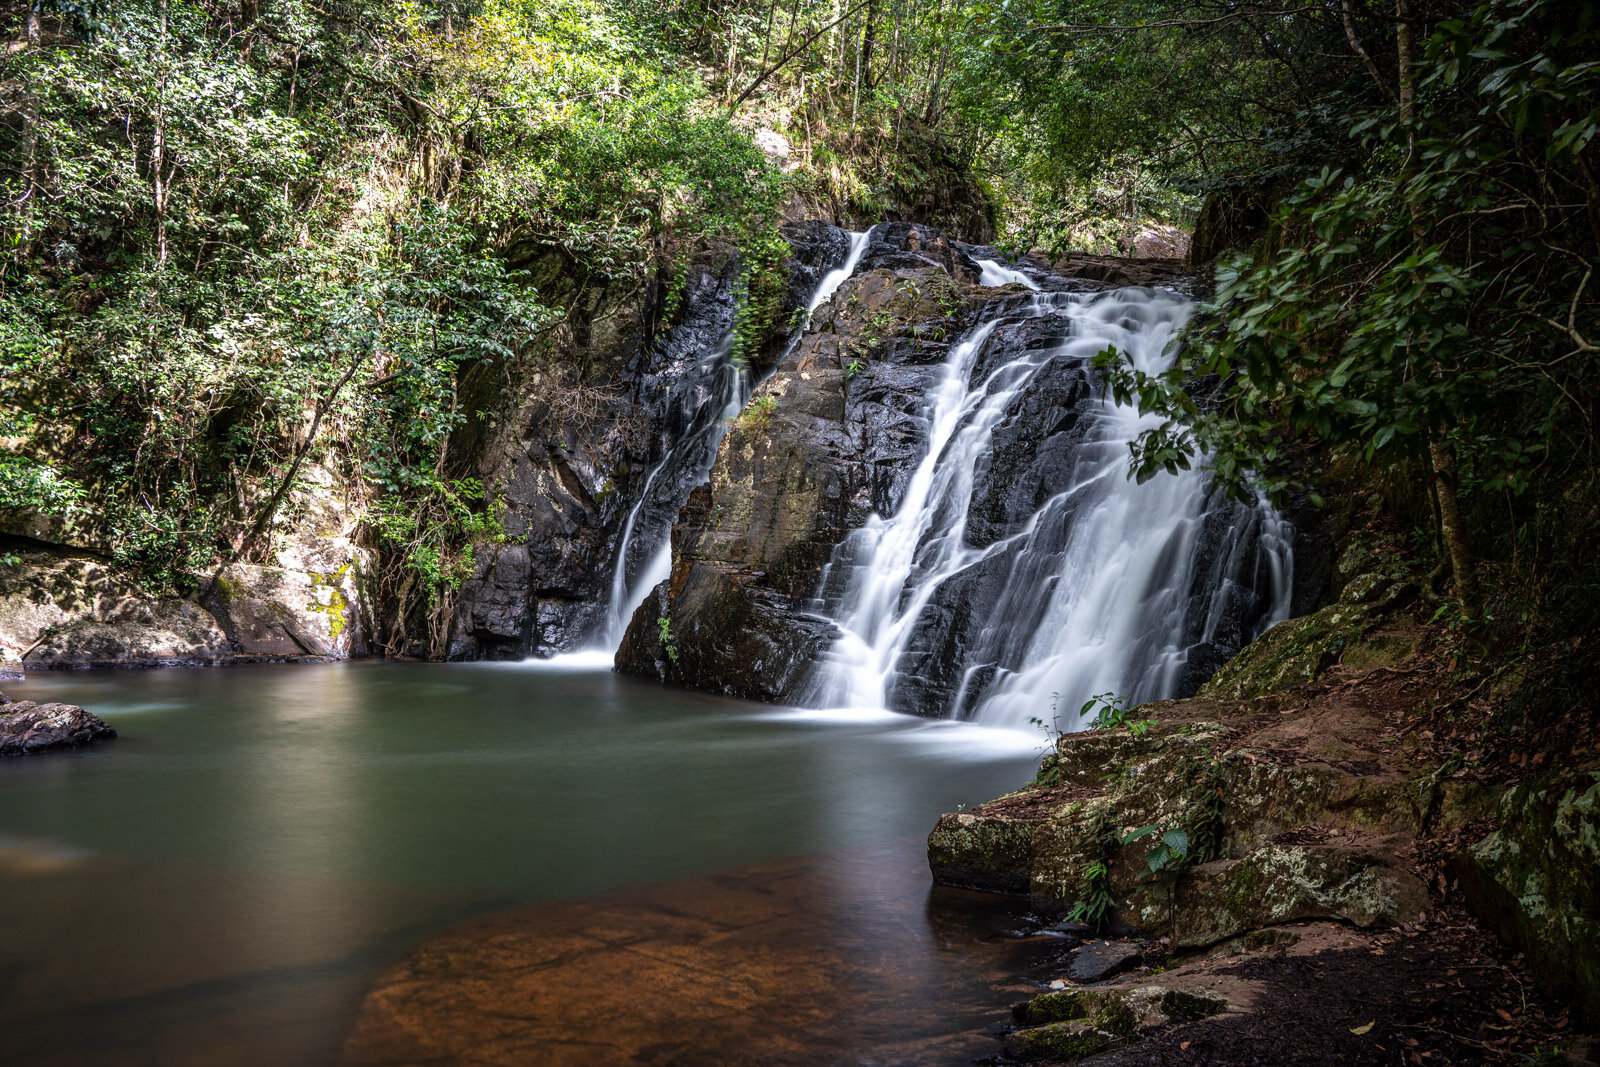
[590,226,870,651]
[619,222,1292,721]
[450,224,857,660]
[615,223,986,698]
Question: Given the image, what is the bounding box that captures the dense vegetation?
[1,0,1595,693]
[0,0,783,649]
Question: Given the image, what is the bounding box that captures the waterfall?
[804,272,1293,730]
[597,329,747,648]
[596,228,874,650]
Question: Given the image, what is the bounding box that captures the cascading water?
[597,329,747,648]
[805,268,1293,730]
[595,228,875,650]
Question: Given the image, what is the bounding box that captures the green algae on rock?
[1458,770,1600,1023]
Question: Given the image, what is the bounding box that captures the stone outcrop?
[0,452,374,670]
[928,703,1430,948]
[1005,985,1228,1061]
[0,692,116,753]
[930,509,1600,1045]
[1457,770,1600,1023]
[449,224,851,660]
[615,224,990,699]
[1200,524,1422,702]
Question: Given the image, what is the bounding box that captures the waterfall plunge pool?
[0,660,1049,1065]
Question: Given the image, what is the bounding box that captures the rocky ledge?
[0,690,116,754]
[931,518,1600,1060]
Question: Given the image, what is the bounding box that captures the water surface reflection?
[0,662,1043,1064]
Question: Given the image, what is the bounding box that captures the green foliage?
[0,0,787,642]
[1094,0,1598,630]
[1080,692,1154,736]
[1067,858,1113,928]
[656,613,679,665]
[0,456,82,515]
[1122,824,1191,878]
[734,393,780,436]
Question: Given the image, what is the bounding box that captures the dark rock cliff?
[615,224,986,699]
[448,225,851,659]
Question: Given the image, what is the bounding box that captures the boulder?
[1199,528,1421,701]
[24,598,231,668]
[929,709,1428,946]
[199,561,366,659]
[1457,770,1600,1023]
[1005,985,1229,1060]
[0,458,373,667]
[0,698,116,754]
[1067,940,1145,982]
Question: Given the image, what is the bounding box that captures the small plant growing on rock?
[1081,692,1155,735]
[734,394,779,436]
[1068,859,1113,927]
[656,614,678,666]
[1122,825,1191,877]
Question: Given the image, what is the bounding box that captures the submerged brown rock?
[0,693,116,754]
[340,841,1058,1067]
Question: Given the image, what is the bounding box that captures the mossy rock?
[1014,989,1137,1036]
[1200,528,1420,701]
[1457,770,1600,1023]
[1003,1020,1118,1061]
[1146,844,1426,949]
[927,798,1042,893]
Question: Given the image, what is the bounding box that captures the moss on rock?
[1457,770,1600,1023]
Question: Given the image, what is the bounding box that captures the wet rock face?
[449,266,736,660]
[451,224,851,661]
[615,224,977,698]
[0,696,116,754]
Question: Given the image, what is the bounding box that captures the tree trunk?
[1430,431,1480,620]
[153,0,170,268]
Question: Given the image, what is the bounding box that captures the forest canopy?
[1,0,1595,661]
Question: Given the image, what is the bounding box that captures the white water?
[597,331,747,648]
[805,279,1293,730]
[594,228,874,650]
[806,228,874,319]
[975,258,1038,289]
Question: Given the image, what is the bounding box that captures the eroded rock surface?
[1459,770,1600,1022]
[1,457,374,668]
[450,223,851,659]
[617,223,994,699]
[0,693,116,753]
[929,696,1431,949]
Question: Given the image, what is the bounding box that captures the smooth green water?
[0,660,1043,1065]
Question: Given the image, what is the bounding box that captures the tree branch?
[727,0,874,115]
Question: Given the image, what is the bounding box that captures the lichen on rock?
[0,695,116,754]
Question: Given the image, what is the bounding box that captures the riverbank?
[930,512,1600,1063]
